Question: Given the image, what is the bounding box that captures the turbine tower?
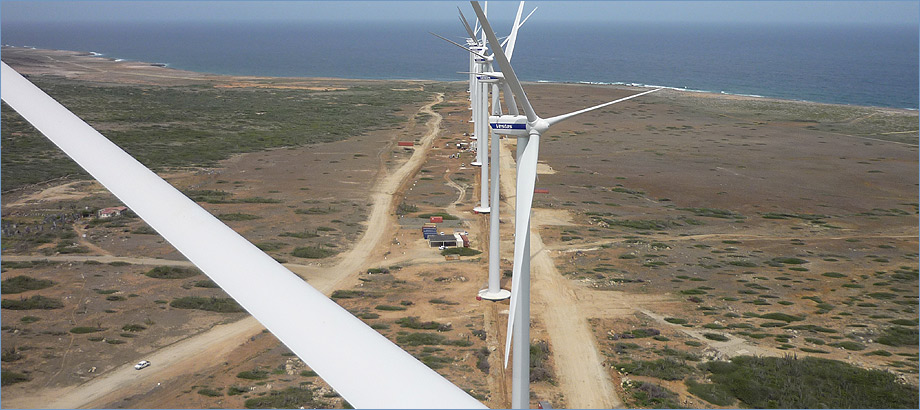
[439,3,538,300]
[476,1,533,301]
[471,2,662,408]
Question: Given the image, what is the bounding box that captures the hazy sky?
[2,1,917,25]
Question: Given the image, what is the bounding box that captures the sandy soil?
[3,47,917,409]
[498,138,621,408]
[1,82,446,409]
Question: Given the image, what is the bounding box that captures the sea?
[2,20,917,109]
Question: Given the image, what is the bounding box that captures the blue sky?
[2,1,917,25]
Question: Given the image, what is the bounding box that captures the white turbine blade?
[503,134,540,367]
[457,8,478,44]
[482,1,489,45]
[0,62,485,410]
[471,1,539,123]
[430,32,489,60]
[545,88,661,127]
[519,7,538,28]
[504,1,526,61]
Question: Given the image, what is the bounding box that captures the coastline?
[3,45,916,112]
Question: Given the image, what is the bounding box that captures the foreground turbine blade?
[0,62,484,410]
[472,1,538,123]
[545,87,662,127]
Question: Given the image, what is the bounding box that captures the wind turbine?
[0,62,486,409]
[440,3,535,300]
[470,2,662,408]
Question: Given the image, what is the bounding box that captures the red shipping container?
[397,141,414,147]
[534,188,549,194]
[430,216,444,223]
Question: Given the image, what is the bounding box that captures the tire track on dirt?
[498,139,622,408]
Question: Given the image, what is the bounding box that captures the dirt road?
[497,139,622,409]
[5,94,445,409]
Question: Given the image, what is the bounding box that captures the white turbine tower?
[470,2,662,408]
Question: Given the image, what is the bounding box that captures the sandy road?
[497,139,622,409]
[5,94,445,409]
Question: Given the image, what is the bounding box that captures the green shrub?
[237,369,269,380]
[664,317,688,324]
[1,371,30,386]
[198,388,223,397]
[828,341,865,351]
[699,355,918,408]
[770,257,809,265]
[122,324,147,332]
[1,276,55,294]
[797,344,828,352]
[530,341,553,382]
[244,387,314,409]
[615,358,693,381]
[1,295,64,310]
[193,279,219,288]
[279,231,319,239]
[144,266,200,279]
[441,247,481,256]
[627,381,682,408]
[170,296,245,313]
[758,313,804,323]
[20,316,39,323]
[228,386,249,396]
[255,242,285,251]
[291,246,334,259]
[678,207,742,219]
[877,326,918,346]
[822,272,846,278]
[217,213,262,221]
[888,318,917,326]
[395,316,449,331]
[686,379,736,406]
[396,332,445,346]
[70,326,105,334]
[375,304,407,311]
[331,290,369,299]
[703,333,730,342]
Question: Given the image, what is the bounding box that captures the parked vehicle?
[135,360,151,370]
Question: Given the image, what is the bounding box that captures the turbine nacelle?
[489,114,528,137]
[477,71,503,82]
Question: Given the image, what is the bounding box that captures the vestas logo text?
[491,123,526,129]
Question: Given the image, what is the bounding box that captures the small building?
[397,141,414,147]
[97,206,127,219]
[428,234,458,248]
[458,233,470,247]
